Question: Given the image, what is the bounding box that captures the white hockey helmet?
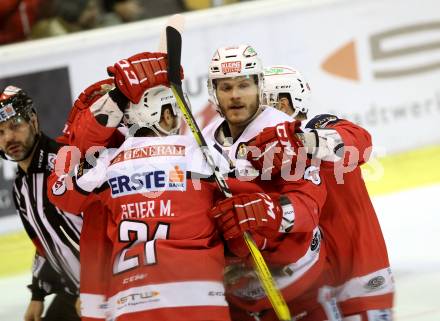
[263,65,311,118]
[124,85,182,136]
[208,44,264,110]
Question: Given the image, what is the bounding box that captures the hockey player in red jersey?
[52,52,185,320]
[54,78,121,321]
[201,45,328,321]
[48,60,232,321]
[245,65,394,320]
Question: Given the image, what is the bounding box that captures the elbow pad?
[300,129,344,162]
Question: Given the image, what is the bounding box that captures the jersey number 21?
[113,220,170,274]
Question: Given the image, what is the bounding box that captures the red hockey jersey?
[304,114,394,316]
[49,135,231,321]
[225,115,395,321]
[54,82,127,321]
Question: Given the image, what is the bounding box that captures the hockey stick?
[165,21,291,321]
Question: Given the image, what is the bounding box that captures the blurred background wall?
[1,0,439,217]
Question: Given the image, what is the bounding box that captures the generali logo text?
[322,21,440,81]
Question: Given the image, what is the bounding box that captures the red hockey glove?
[56,79,114,144]
[107,52,184,104]
[246,121,304,176]
[210,193,282,240]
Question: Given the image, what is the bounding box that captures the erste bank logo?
[109,164,187,197]
[321,21,440,81]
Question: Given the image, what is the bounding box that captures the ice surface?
[1,184,439,320]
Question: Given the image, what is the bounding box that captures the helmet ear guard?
[124,85,185,136]
[263,65,311,118]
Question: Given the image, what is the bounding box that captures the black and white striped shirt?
[12,134,81,298]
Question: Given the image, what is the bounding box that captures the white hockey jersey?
[201,107,328,312]
[202,107,293,177]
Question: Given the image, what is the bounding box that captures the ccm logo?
[109,171,166,195]
[116,59,140,85]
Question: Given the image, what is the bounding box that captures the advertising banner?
[0,0,439,220]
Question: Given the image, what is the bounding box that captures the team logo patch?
[0,104,16,122]
[76,161,85,178]
[47,153,56,171]
[306,114,339,129]
[310,231,321,251]
[243,46,257,57]
[364,276,386,291]
[233,284,266,300]
[221,61,242,74]
[235,142,248,159]
[52,176,67,196]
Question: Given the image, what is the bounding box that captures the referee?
[0,85,81,321]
